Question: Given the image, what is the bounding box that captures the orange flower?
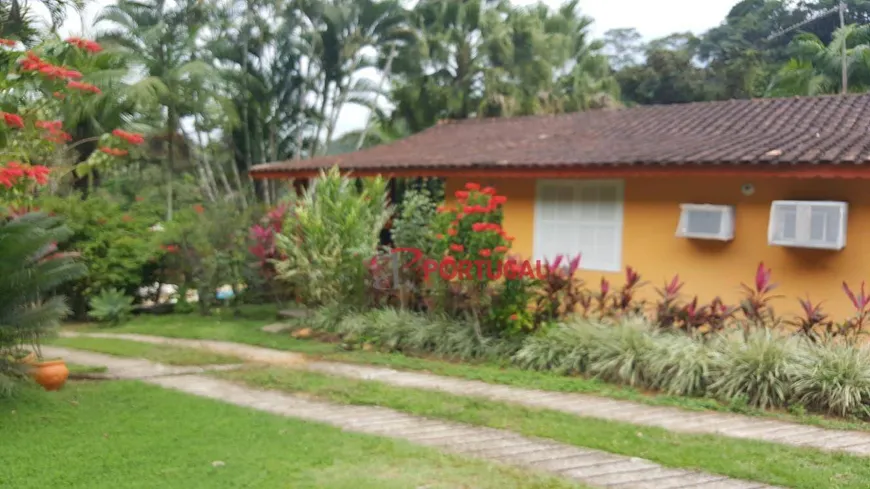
[449,243,464,253]
[36,120,62,131]
[67,80,102,94]
[53,91,65,100]
[464,182,480,191]
[112,129,145,145]
[2,112,24,129]
[193,204,205,214]
[447,228,457,236]
[504,235,515,242]
[0,39,16,47]
[494,246,508,253]
[435,233,444,239]
[25,165,50,185]
[491,195,507,205]
[99,147,128,157]
[66,37,102,53]
[509,314,518,321]
[479,249,492,257]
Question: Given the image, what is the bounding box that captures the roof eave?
[249,163,870,180]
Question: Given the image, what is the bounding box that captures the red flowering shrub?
[0,37,146,198]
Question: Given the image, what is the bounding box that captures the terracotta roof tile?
[251,93,870,176]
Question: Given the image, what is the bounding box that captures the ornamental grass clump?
[586,316,658,387]
[709,329,801,409]
[512,318,600,373]
[644,333,716,397]
[790,342,870,418]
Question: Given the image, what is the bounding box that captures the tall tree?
[96,0,212,220]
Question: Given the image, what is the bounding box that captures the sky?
[44,0,739,137]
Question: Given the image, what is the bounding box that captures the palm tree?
[95,0,212,220]
[767,24,870,96]
[1,0,84,43]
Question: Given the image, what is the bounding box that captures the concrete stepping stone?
[59,332,870,458]
[46,346,782,489]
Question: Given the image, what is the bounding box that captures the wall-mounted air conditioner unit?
[676,204,735,241]
[768,200,847,250]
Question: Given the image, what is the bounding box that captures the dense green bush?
[38,192,161,319]
[274,167,392,308]
[88,288,135,325]
[160,200,255,314]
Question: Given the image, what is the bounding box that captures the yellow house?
[251,93,870,321]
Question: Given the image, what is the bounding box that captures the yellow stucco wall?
[446,176,870,321]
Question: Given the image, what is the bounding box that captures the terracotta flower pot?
[30,360,69,391]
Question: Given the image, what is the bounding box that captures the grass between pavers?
[48,336,244,366]
[216,366,870,489]
[67,363,109,375]
[66,307,870,432]
[0,380,584,489]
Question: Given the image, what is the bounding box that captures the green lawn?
[217,366,870,489]
[0,381,583,489]
[49,336,244,366]
[69,308,870,432]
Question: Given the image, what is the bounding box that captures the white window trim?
[767,200,848,250]
[533,179,624,273]
[676,204,735,241]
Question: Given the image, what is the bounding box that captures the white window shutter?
[534,179,624,272]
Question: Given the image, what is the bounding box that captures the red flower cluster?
[112,129,145,145]
[36,120,72,143]
[67,80,101,94]
[0,161,50,188]
[65,37,102,53]
[162,244,179,253]
[0,39,16,47]
[2,112,24,129]
[99,147,129,157]
[20,52,83,81]
[471,222,501,232]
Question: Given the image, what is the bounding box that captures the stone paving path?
[60,332,870,457]
[46,345,780,489]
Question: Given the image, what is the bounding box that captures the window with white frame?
[768,200,848,250]
[676,204,735,241]
[533,179,624,272]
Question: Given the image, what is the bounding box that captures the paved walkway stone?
[47,345,782,489]
[61,331,870,458]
